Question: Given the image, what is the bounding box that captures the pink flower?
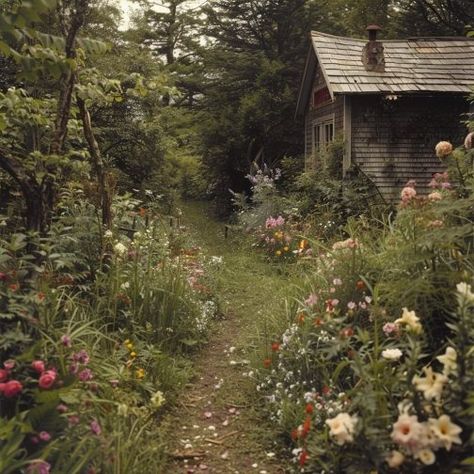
[4,360,15,370]
[73,350,90,365]
[347,301,356,310]
[304,293,318,306]
[383,323,398,336]
[27,460,51,474]
[30,436,40,444]
[0,368,8,382]
[38,370,56,389]
[39,431,51,442]
[90,420,101,435]
[68,415,80,426]
[2,380,23,398]
[61,335,72,347]
[401,186,416,202]
[56,404,68,413]
[428,192,442,202]
[78,369,93,382]
[31,360,46,374]
[69,363,79,375]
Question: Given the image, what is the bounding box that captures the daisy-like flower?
[436,347,457,376]
[382,348,402,361]
[412,367,447,401]
[325,412,358,445]
[395,308,422,334]
[429,415,462,451]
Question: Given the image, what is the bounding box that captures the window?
[312,115,334,153]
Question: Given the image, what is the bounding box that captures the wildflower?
[412,367,447,401]
[395,308,422,334]
[299,449,309,467]
[69,363,79,375]
[386,450,405,468]
[391,413,423,448]
[117,403,129,417]
[275,250,282,256]
[0,272,8,281]
[271,342,280,352]
[356,280,365,290]
[73,349,90,365]
[456,282,474,304]
[104,230,113,238]
[305,403,314,414]
[130,351,137,358]
[464,131,474,149]
[109,379,119,388]
[9,283,18,292]
[382,348,403,361]
[435,141,453,158]
[38,370,57,389]
[415,448,436,465]
[340,327,354,338]
[436,347,457,376]
[302,416,311,437]
[347,301,356,310]
[283,246,289,252]
[61,335,72,347]
[299,239,308,250]
[326,412,358,445]
[428,220,444,229]
[304,293,318,306]
[114,242,127,256]
[78,369,93,382]
[0,369,8,382]
[150,390,165,408]
[39,431,51,442]
[428,191,442,201]
[4,360,15,370]
[401,186,417,202]
[90,420,101,436]
[429,415,462,451]
[263,359,271,368]
[27,460,51,474]
[333,278,342,286]
[1,379,23,397]
[135,368,145,379]
[31,360,46,374]
[382,322,398,336]
[68,415,80,426]
[56,404,68,413]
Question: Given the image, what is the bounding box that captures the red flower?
[31,360,46,374]
[322,385,331,395]
[37,292,45,301]
[271,342,280,352]
[299,449,309,466]
[263,358,272,368]
[313,317,323,326]
[1,379,23,397]
[340,327,354,338]
[9,283,18,292]
[291,428,299,441]
[302,416,311,437]
[0,272,8,281]
[305,403,314,414]
[38,370,56,389]
[356,280,366,290]
[297,313,305,324]
[0,368,8,382]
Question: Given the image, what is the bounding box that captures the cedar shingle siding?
[296,31,473,201]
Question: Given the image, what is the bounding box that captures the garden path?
[164,202,289,474]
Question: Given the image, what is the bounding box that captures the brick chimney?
[362,25,385,72]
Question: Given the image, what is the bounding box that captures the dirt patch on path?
[164,202,288,474]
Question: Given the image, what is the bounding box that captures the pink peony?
[73,349,90,365]
[0,368,8,382]
[2,379,23,398]
[31,360,46,374]
[401,186,416,202]
[38,370,56,389]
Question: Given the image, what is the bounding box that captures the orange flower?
[313,317,323,326]
[297,313,305,324]
[356,280,366,290]
[271,342,280,352]
[37,292,45,301]
[263,358,272,368]
[302,416,311,437]
[291,428,299,441]
[340,327,354,338]
[305,403,314,415]
[9,283,18,292]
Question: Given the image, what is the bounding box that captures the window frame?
[312,113,335,154]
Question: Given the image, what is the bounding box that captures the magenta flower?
[304,293,318,306]
[79,369,93,382]
[69,363,79,375]
[61,334,72,348]
[90,420,101,435]
[3,359,15,370]
[73,349,90,365]
[39,431,51,442]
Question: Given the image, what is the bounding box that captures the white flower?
[104,230,113,238]
[395,308,422,334]
[436,347,457,376]
[412,367,447,401]
[382,348,403,361]
[114,242,127,256]
[391,413,423,448]
[117,403,129,417]
[456,282,474,304]
[428,415,462,451]
[386,450,405,468]
[150,390,166,409]
[415,448,436,465]
[120,282,130,290]
[325,412,358,445]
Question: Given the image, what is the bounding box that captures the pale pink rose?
[31,360,46,374]
[38,370,56,389]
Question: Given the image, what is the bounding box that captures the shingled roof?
[296,31,474,115]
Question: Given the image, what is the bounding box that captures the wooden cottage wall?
[350,95,467,200]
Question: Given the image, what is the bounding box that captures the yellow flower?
[130,351,137,358]
[275,250,282,256]
[284,246,289,252]
[126,342,134,350]
[135,368,145,379]
[124,339,130,344]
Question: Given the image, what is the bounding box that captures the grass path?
[163,202,291,473]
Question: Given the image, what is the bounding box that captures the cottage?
[295,26,474,200]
